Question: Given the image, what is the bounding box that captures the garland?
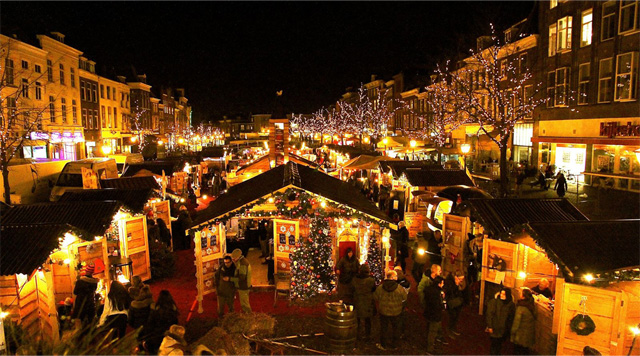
[570,314,596,336]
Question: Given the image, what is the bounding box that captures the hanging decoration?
[570,314,596,336]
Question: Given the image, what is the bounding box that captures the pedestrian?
[554,172,568,197]
[426,230,444,267]
[394,266,410,340]
[175,205,193,250]
[424,276,446,354]
[128,276,153,329]
[373,269,407,351]
[98,280,131,339]
[444,270,465,338]
[395,221,409,274]
[511,288,536,355]
[141,290,179,354]
[215,255,237,318]
[352,263,375,342]
[418,263,442,307]
[411,232,429,283]
[258,219,269,259]
[515,171,525,196]
[486,287,516,355]
[57,297,74,337]
[230,248,252,313]
[158,324,189,356]
[71,262,99,334]
[336,247,359,305]
[147,219,160,244]
[157,218,173,249]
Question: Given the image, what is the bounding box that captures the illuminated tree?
[366,233,384,284]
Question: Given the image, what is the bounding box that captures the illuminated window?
[581,9,593,47]
[557,16,572,52]
[619,0,639,34]
[555,67,570,107]
[615,52,637,101]
[598,58,613,103]
[578,63,590,105]
[548,24,557,56]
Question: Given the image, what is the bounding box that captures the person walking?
[555,172,568,197]
[511,289,536,355]
[352,264,375,341]
[176,206,193,250]
[486,287,516,355]
[98,280,131,339]
[444,271,465,338]
[141,290,179,354]
[395,222,409,273]
[71,263,99,334]
[424,276,446,354]
[215,255,237,318]
[231,248,252,313]
[373,269,407,351]
[336,247,359,305]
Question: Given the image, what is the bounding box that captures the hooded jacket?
[486,293,516,338]
[71,276,99,320]
[129,285,153,329]
[373,279,407,316]
[215,262,236,298]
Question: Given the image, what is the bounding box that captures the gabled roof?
[100,176,160,190]
[122,161,183,177]
[0,223,75,275]
[236,153,318,174]
[524,220,640,279]
[468,198,589,237]
[59,188,155,214]
[378,160,443,177]
[192,162,392,226]
[403,169,474,187]
[1,201,122,239]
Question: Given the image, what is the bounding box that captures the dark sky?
[1,1,534,124]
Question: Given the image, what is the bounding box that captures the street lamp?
[410,139,417,160]
[460,143,471,171]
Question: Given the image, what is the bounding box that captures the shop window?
[555,67,570,107]
[619,0,639,34]
[578,63,590,105]
[593,146,614,173]
[615,52,637,101]
[557,16,572,52]
[548,24,557,56]
[581,9,593,46]
[598,58,613,103]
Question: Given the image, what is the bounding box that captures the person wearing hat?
[57,297,74,337]
[158,324,189,355]
[230,248,252,313]
[71,262,99,333]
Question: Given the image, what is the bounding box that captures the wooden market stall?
[188,161,395,313]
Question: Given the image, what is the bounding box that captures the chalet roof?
[1,201,122,239]
[192,162,392,226]
[100,176,160,190]
[524,220,640,280]
[468,198,589,237]
[403,169,474,187]
[59,188,156,214]
[378,160,443,177]
[236,153,318,174]
[0,223,74,275]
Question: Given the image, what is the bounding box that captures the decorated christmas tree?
[290,215,335,300]
[367,233,384,284]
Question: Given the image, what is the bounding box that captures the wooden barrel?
[325,302,357,354]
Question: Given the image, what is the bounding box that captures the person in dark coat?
[140,290,179,354]
[128,276,153,329]
[486,287,516,355]
[175,206,193,250]
[395,222,409,273]
[352,264,375,341]
[157,218,172,249]
[555,172,568,197]
[71,263,99,333]
[335,247,359,305]
[411,232,429,283]
[444,271,465,337]
[57,297,74,337]
[394,266,411,339]
[426,230,444,267]
[258,219,269,258]
[424,276,446,354]
[215,255,237,318]
[373,270,407,351]
[147,219,160,245]
[511,288,536,355]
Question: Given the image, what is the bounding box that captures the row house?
[97,75,130,155]
[534,0,640,193]
[78,56,100,157]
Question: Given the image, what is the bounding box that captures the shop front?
[23,132,50,159]
[50,130,85,160]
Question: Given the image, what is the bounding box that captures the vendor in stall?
[531,278,553,299]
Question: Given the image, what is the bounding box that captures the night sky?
[1,2,534,124]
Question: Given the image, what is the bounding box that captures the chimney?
[50,32,65,43]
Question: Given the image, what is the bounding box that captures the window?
[101,106,106,128]
[107,86,111,100]
[557,16,572,52]
[519,53,528,74]
[35,82,42,100]
[615,52,637,101]
[578,63,590,105]
[80,81,85,100]
[92,84,97,102]
[113,107,117,128]
[550,0,557,9]
[100,85,105,99]
[581,9,593,46]
[598,58,613,103]
[6,97,16,122]
[70,68,75,88]
[49,96,56,123]
[21,60,28,69]
[548,24,557,56]
[524,85,533,118]
[59,64,65,85]
[5,59,14,85]
[34,64,41,73]
[82,108,87,128]
[619,0,639,34]
[94,110,99,129]
[112,88,116,101]
[500,60,507,80]
[21,79,29,98]
[547,72,556,107]
[555,67,570,106]
[601,2,617,41]
[61,98,67,123]
[72,100,78,124]
[107,107,112,127]
[47,60,53,82]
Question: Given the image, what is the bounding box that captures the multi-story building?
[97,74,130,154]
[533,0,640,192]
[175,88,191,135]
[128,74,152,134]
[79,56,100,157]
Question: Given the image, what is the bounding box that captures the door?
[120,216,151,282]
[441,214,470,277]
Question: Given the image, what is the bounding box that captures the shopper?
[426,230,444,267]
[418,263,442,307]
[411,232,429,283]
[486,287,516,355]
[159,324,189,355]
[395,222,409,273]
[128,276,153,329]
[394,266,410,340]
[373,269,407,351]
[141,290,179,354]
[554,172,568,197]
[511,288,536,355]
[98,280,131,339]
[336,247,359,305]
[215,255,237,318]
[352,263,375,341]
[71,263,99,333]
[231,248,252,313]
[444,270,465,338]
[424,276,446,354]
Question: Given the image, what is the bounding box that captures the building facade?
[78,56,100,157]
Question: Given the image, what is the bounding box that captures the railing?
[581,171,640,192]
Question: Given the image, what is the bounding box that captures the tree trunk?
[2,162,11,205]
[498,135,511,198]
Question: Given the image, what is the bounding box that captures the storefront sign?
[30,132,49,140]
[273,219,299,273]
[404,212,426,239]
[600,122,640,138]
[50,132,62,143]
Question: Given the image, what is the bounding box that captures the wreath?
[570,314,596,336]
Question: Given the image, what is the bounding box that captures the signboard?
[193,222,226,313]
[273,219,299,273]
[404,212,426,239]
[81,167,99,190]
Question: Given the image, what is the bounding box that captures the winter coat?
[511,305,536,348]
[555,175,568,197]
[336,256,359,284]
[373,279,407,317]
[352,273,375,318]
[396,227,409,257]
[444,275,464,309]
[140,303,179,353]
[71,276,99,321]
[232,256,252,290]
[215,263,237,298]
[486,297,516,338]
[158,333,188,356]
[423,283,444,322]
[129,285,153,329]
[417,274,434,307]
